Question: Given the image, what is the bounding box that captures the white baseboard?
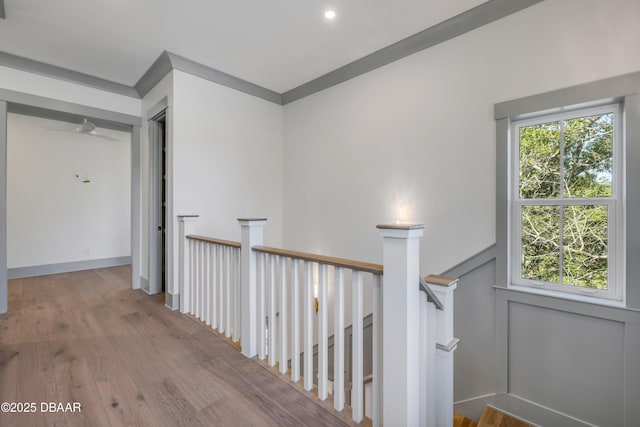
[8,256,131,279]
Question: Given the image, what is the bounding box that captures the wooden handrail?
[419,276,444,310]
[187,234,241,249]
[423,274,458,287]
[252,246,383,275]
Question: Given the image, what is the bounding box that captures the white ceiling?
[0,0,487,93]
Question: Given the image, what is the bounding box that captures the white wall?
[7,113,131,268]
[167,70,283,295]
[282,0,640,274]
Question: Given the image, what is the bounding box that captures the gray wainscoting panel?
[508,302,625,427]
[453,259,497,402]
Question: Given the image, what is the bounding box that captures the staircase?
[177,217,460,426]
[455,406,533,427]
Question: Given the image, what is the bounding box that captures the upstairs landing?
[0,266,355,426]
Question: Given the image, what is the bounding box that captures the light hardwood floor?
[0,266,353,426]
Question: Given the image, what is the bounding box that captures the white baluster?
[303,261,313,391]
[211,244,218,329]
[268,254,276,367]
[217,244,224,333]
[318,263,328,401]
[333,267,345,411]
[201,243,206,321]
[197,241,203,320]
[225,246,232,338]
[426,298,437,427]
[352,270,364,422]
[204,243,211,326]
[233,248,241,343]
[419,291,428,426]
[189,239,195,315]
[207,244,214,326]
[372,273,383,427]
[192,241,197,318]
[192,240,199,318]
[291,259,300,383]
[279,256,288,374]
[258,252,266,360]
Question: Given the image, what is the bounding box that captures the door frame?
[147,104,167,296]
[0,88,141,314]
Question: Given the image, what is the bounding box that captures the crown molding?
[0,51,139,98]
[134,51,173,99]
[281,0,544,104]
[0,0,543,105]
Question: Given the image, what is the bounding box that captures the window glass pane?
[562,205,608,289]
[521,205,560,282]
[519,122,561,198]
[563,113,613,198]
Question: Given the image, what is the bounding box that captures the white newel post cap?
[377,223,426,238]
[178,214,199,222]
[237,218,268,227]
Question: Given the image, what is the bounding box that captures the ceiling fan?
[57,118,121,141]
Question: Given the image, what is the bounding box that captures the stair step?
[454,412,479,427]
[478,406,532,427]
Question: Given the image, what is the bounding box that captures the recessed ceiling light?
[324,10,336,20]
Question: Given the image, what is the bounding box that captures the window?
[510,104,623,301]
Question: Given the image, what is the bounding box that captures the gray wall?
[451,250,640,426]
[450,69,640,427]
[453,258,497,402]
[508,301,624,426]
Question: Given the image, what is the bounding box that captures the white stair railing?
[176,216,458,427]
[250,244,383,424]
[177,216,242,342]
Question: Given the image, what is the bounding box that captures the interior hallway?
[0,266,352,426]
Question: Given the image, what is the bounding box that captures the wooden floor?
[0,266,353,427]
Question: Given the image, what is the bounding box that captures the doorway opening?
[148,110,167,295]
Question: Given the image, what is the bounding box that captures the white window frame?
[509,103,624,302]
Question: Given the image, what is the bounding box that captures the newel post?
[238,218,267,358]
[177,215,198,313]
[430,278,458,427]
[377,224,425,427]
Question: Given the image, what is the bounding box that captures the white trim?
[503,284,626,309]
[509,103,624,302]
